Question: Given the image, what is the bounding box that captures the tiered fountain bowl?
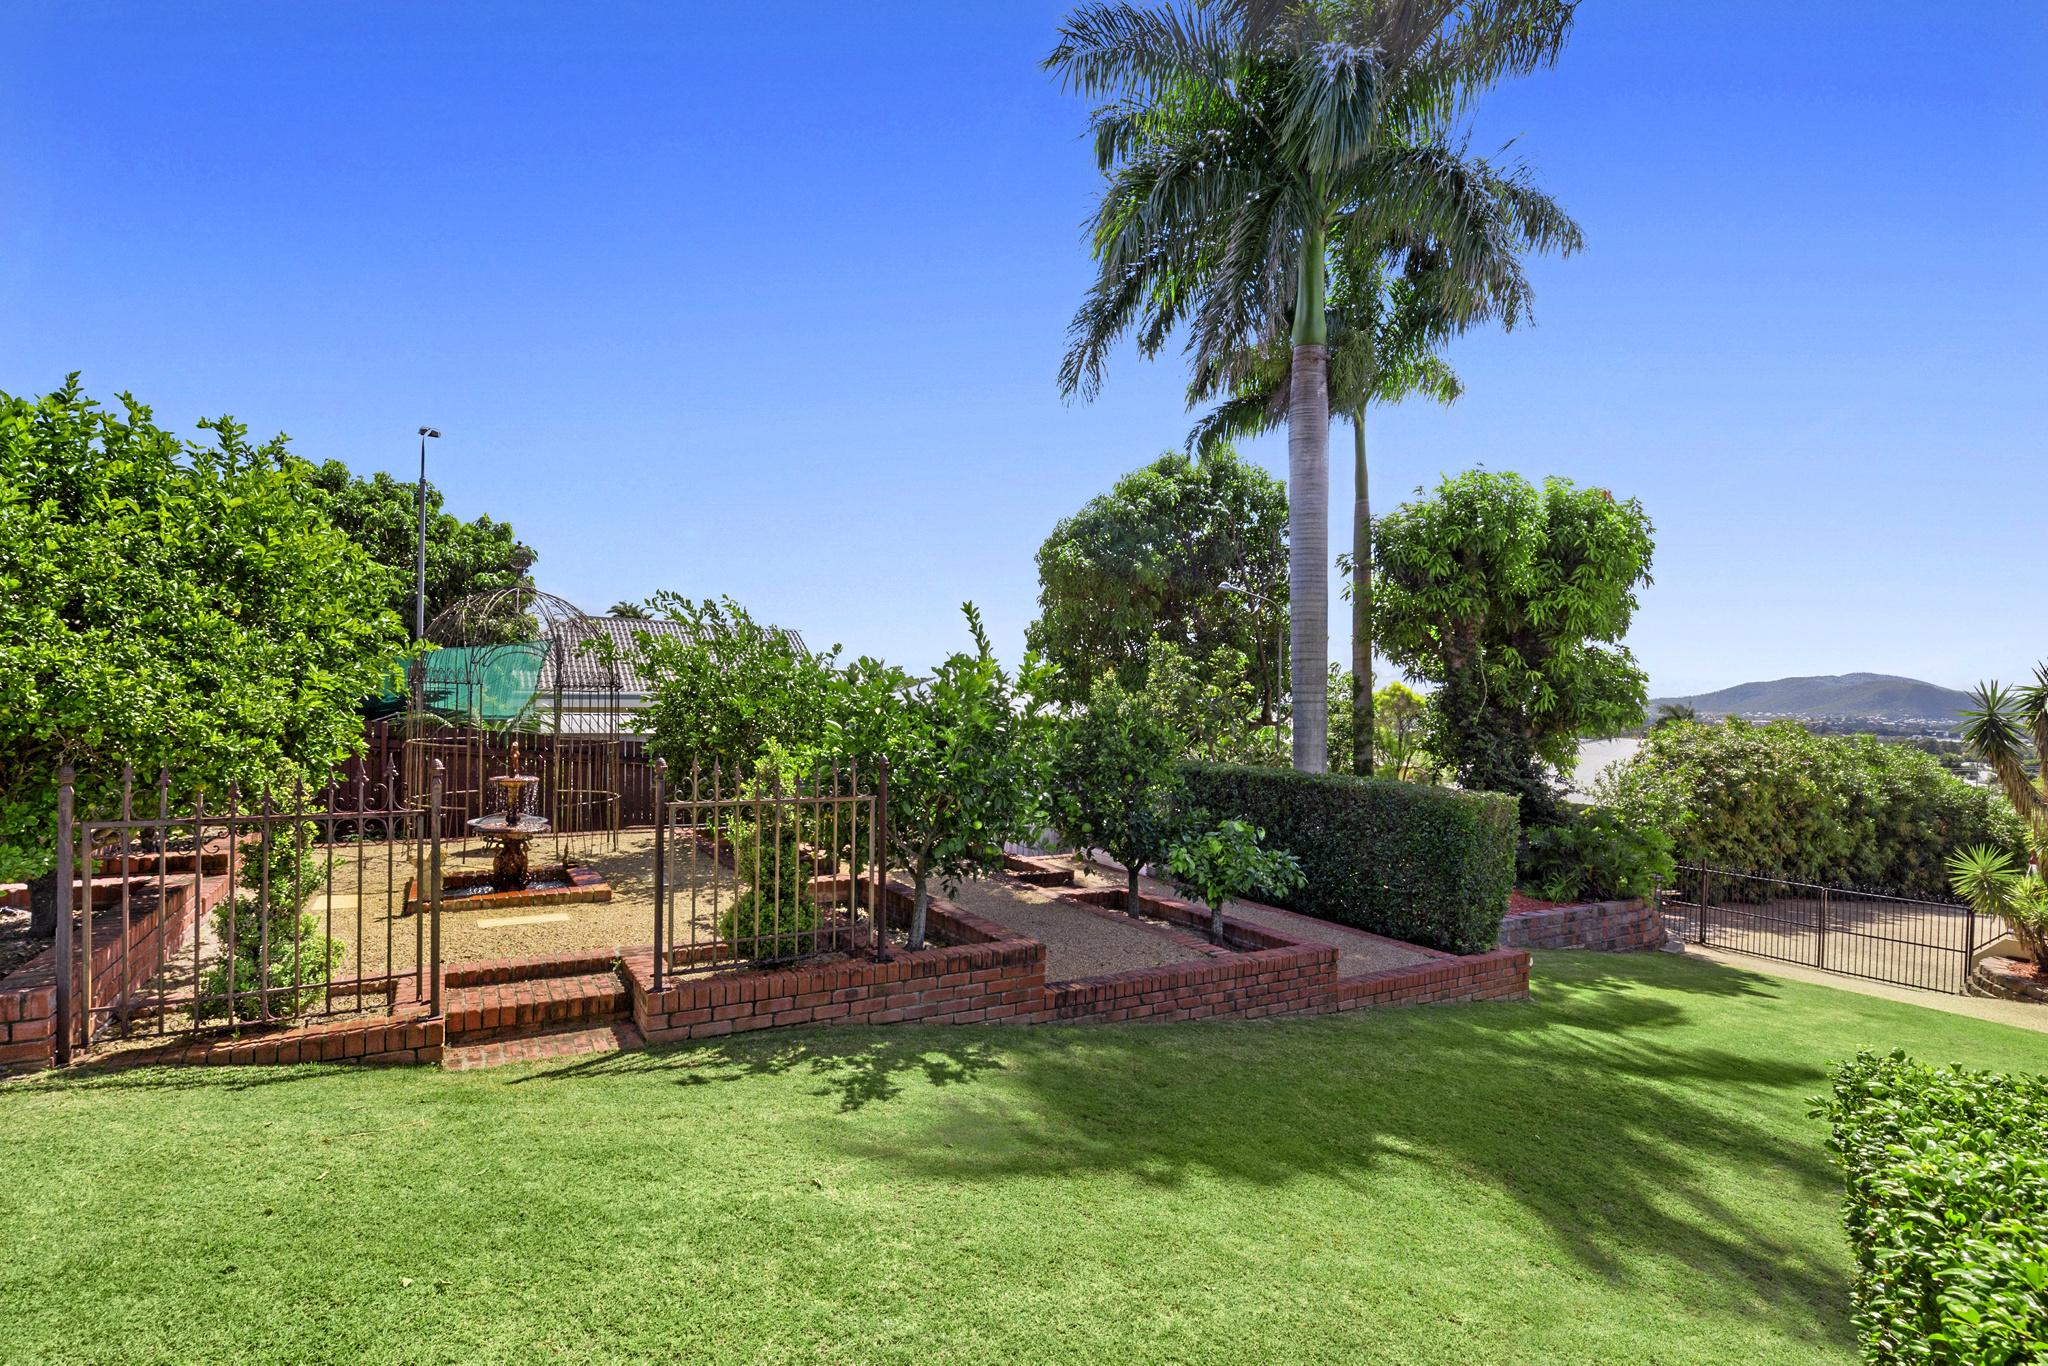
[468,754,548,891]
[412,740,612,914]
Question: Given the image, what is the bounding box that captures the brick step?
[442,1019,644,1071]
[444,970,628,1041]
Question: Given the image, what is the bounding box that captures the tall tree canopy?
[1374,470,1652,823]
[292,458,535,628]
[1049,0,1578,771]
[0,379,406,912]
[1026,447,1286,717]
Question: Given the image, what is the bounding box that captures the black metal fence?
[51,761,447,1064]
[1662,864,2003,995]
[649,758,886,989]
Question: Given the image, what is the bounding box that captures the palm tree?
[1189,167,1578,772]
[608,600,650,619]
[1651,701,1700,729]
[1048,0,1577,771]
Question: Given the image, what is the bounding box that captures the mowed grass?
[3,953,2041,1364]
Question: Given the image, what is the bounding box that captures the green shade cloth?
[367,643,547,726]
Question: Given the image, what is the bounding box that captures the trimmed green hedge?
[1179,762,1517,954]
[1818,1052,2048,1363]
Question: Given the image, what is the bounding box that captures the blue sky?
[4,3,2043,697]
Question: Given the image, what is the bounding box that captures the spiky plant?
[1957,671,2048,967]
[1946,846,2048,970]
[1048,0,1578,772]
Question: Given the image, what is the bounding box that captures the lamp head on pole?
[419,427,440,439]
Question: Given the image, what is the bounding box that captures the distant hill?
[1649,673,1974,727]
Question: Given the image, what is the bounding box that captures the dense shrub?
[1178,762,1516,954]
[1522,807,1674,903]
[1598,720,2026,898]
[714,812,820,961]
[1816,1052,2048,1363]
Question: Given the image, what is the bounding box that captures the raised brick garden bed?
[1971,955,2048,1004]
[1499,896,1667,952]
[0,872,231,1074]
[17,865,1533,1074]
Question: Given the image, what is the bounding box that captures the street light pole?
[411,427,440,720]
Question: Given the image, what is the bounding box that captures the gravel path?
[1101,859,1442,979]
[939,876,1204,983]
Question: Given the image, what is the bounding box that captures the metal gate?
[50,761,447,1064]
[648,758,887,990]
[1663,864,2002,995]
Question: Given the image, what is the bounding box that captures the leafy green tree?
[0,379,406,933]
[1135,639,1282,765]
[830,608,1057,950]
[1027,448,1286,719]
[1050,0,1577,771]
[628,596,842,785]
[1168,819,1305,944]
[1375,471,1654,823]
[292,457,534,629]
[1049,674,1187,915]
[1326,673,1432,780]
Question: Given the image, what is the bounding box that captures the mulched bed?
[1507,891,1566,916]
[0,907,46,980]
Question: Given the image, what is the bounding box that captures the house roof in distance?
[540,615,809,696]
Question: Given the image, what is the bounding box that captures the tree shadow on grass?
[513,1031,1008,1112]
[565,949,1852,1350]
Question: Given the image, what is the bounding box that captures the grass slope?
[3,953,2040,1364]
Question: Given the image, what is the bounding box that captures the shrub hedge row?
[1818,1051,2048,1364]
[1598,719,2027,899]
[1178,761,1517,955]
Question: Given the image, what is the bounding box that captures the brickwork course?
[3,856,1715,1076]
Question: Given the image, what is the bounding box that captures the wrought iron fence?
[51,761,447,1064]
[649,758,886,989]
[1662,864,2003,995]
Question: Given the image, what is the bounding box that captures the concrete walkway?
[1684,944,2048,1034]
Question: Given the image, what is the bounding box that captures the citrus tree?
[1,378,404,933]
[1168,819,1305,945]
[1049,673,1186,915]
[828,608,1058,950]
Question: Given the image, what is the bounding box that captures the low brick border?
[1971,955,2048,1004]
[403,863,610,916]
[1498,897,1665,952]
[1,872,231,1074]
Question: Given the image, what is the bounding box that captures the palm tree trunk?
[1288,222,1330,773]
[1351,405,1373,776]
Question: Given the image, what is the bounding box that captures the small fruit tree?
[1167,819,1304,945]
[1049,673,1185,916]
[830,606,1056,951]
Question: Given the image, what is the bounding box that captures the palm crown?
[1049,0,1578,770]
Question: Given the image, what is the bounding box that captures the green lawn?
[3,953,2040,1364]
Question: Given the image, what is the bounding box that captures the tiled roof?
[538,616,809,697]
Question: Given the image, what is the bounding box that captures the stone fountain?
[409,739,613,915]
[467,739,548,890]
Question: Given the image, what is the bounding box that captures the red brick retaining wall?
[631,877,1528,1045]
[0,873,228,1074]
[1498,897,1665,952]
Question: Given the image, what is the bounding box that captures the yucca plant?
[1945,846,2048,969]
[1957,669,2048,967]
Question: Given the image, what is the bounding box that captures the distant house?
[540,615,809,734]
